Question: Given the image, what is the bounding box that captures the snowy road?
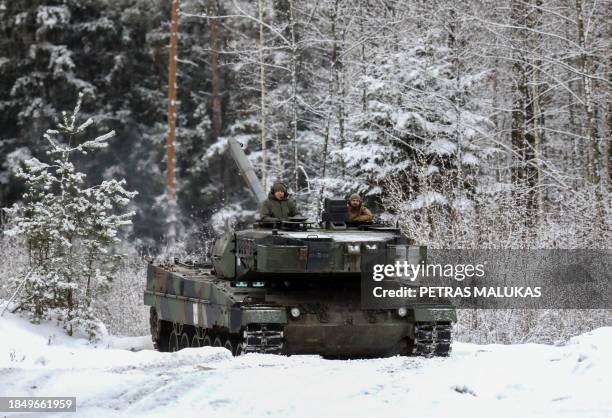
[1,312,610,418]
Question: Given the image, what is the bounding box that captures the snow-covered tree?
[5,94,137,338]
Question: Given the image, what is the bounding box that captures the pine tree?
[336,1,490,230]
[5,93,137,338]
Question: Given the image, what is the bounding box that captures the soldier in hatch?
[260,182,300,222]
[347,193,374,222]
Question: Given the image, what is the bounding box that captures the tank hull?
[144,263,456,357]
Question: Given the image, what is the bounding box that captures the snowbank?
[1,311,610,418]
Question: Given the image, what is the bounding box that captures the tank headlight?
[397,307,408,317]
[290,307,301,318]
[347,244,360,254]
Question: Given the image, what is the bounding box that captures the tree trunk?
[289,0,299,197]
[511,65,526,192]
[208,0,222,141]
[331,0,346,177]
[527,0,544,221]
[605,0,612,189]
[207,0,227,201]
[510,0,528,215]
[575,0,600,185]
[318,113,331,218]
[447,7,463,231]
[258,0,267,191]
[166,0,179,246]
[575,0,604,222]
[359,3,367,114]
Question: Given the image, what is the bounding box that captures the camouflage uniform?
[347,193,373,222]
[260,182,300,221]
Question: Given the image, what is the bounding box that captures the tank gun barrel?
[228,138,267,206]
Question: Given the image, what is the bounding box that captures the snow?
[1,310,611,418]
[36,6,71,29]
[210,204,257,234]
[426,165,439,176]
[461,152,479,166]
[284,230,398,242]
[427,139,456,156]
[5,147,33,175]
[409,191,449,209]
[394,111,428,131]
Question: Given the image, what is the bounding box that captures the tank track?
[241,323,285,354]
[413,322,452,356]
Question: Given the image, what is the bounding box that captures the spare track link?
[413,322,453,356]
[242,323,285,354]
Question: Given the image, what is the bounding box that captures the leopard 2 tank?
[144,138,456,357]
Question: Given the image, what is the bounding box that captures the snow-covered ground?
[0,311,610,418]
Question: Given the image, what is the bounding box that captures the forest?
[0,0,610,341]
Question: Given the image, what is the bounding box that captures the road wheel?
[235,343,245,356]
[168,330,179,352]
[191,334,201,348]
[223,339,234,354]
[213,337,223,347]
[179,332,190,350]
[202,335,212,346]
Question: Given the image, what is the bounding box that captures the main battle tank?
[144,139,456,357]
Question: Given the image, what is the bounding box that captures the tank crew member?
[260,181,300,222]
[347,193,373,222]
